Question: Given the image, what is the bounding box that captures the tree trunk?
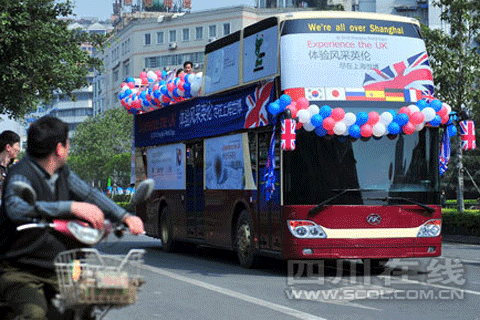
[456,133,465,212]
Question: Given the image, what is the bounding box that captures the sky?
[72,0,256,20]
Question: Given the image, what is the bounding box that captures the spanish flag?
[365,90,385,101]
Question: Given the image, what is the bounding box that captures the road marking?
[141,264,328,320]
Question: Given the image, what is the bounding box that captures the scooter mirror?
[126,179,154,212]
[11,181,37,206]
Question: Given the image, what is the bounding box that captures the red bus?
[132,11,442,268]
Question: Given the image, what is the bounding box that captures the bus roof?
[274,11,421,27]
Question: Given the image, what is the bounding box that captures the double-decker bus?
[133,11,442,268]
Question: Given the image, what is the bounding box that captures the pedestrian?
[0,130,21,199]
[183,61,194,74]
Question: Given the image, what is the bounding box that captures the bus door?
[257,131,282,251]
[186,142,205,239]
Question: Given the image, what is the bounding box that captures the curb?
[443,234,480,245]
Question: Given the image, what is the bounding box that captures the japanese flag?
[325,87,346,100]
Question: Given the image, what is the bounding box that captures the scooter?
[0,179,155,320]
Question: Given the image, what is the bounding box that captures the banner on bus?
[134,80,275,147]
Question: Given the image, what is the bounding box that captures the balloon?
[322,117,336,131]
[303,122,316,132]
[279,94,292,108]
[367,111,380,125]
[333,121,347,135]
[410,111,425,125]
[356,112,368,125]
[379,112,393,125]
[403,122,416,135]
[429,115,441,126]
[422,107,436,122]
[415,122,425,132]
[315,126,328,137]
[438,105,448,118]
[307,104,320,116]
[394,113,409,126]
[128,82,135,89]
[183,82,191,93]
[344,112,356,126]
[297,109,311,123]
[296,121,303,130]
[190,81,201,96]
[310,114,324,127]
[349,124,361,139]
[430,99,443,112]
[399,106,412,116]
[407,104,420,114]
[286,104,298,118]
[387,122,401,135]
[331,108,345,121]
[296,97,309,110]
[443,103,452,115]
[372,123,386,137]
[319,105,332,118]
[360,124,373,137]
[416,100,428,110]
[167,82,176,92]
[268,102,282,115]
[440,114,450,124]
[447,124,457,137]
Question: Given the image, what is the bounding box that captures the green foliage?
[443,209,480,236]
[68,108,133,188]
[0,0,107,119]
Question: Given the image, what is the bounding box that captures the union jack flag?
[439,127,451,176]
[263,119,276,201]
[363,52,434,98]
[460,120,476,150]
[281,118,296,151]
[244,80,275,129]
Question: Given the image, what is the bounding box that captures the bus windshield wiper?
[309,189,364,215]
[366,196,435,214]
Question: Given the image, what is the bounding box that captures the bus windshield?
[284,127,439,205]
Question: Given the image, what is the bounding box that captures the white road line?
[141,264,328,320]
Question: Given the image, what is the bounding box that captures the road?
[96,236,480,320]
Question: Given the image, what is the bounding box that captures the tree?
[0,0,107,118]
[68,109,133,188]
[421,0,480,211]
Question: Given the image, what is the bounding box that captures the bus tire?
[235,210,258,268]
[160,206,176,252]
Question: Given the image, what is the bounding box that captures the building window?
[223,23,230,36]
[145,33,151,45]
[195,26,203,40]
[182,28,190,41]
[157,31,164,44]
[113,70,119,82]
[209,25,216,38]
[169,30,176,42]
[123,63,130,77]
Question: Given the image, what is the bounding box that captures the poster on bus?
[204,41,240,95]
[205,133,255,190]
[243,25,278,84]
[280,18,433,99]
[146,143,185,190]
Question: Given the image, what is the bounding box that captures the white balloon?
[379,112,393,125]
[297,109,311,123]
[422,107,436,122]
[372,123,386,137]
[333,121,347,135]
[344,112,357,126]
[190,82,201,96]
[408,104,420,113]
[121,85,129,92]
[443,103,452,114]
[415,122,425,131]
[303,122,316,132]
[308,104,320,116]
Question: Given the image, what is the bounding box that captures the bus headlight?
[287,220,326,239]
[417,219,441,237]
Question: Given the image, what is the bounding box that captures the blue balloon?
[153,89,161,99]
[140,90,147,99]
[160,85,168,95]
[315,126,328,137]
[394,113,409,126]
[349,124,361,138]
[173,88,180,98]
[388,109,397,118]
[447,124,457,137]
[356,112,368,126]
[268,102,282,115]
[279,94,292,108]
[430,99,442,112]
[126,77,135,84]
[159,80,167,86]
[319,105,332,118]
[125,89,132,96]
[311,114,324,127]
[183,82,191,93]
[416,100,428,110]
[388,122,401,135]
[429,115,441,126]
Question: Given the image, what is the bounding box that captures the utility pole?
[456,134,465,212]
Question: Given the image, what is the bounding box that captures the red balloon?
[441,114,449,124]
[296,122,303,130]
[438,105,448,117]
[410,111,424,125]
[296,97,309,110]
[128,82,135,89]
[323,117,336,131]
[399,106,412,116]
[403,122,416,135]
[286,104,298,118]
[139,71,147,78]
[360,124,373,137]
[167,83,176,92]
[367,112,380,125]
[331,108,345,121]
[327,129,335,135]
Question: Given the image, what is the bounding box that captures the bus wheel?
[363,258,389,273]
[160,207,176,252]
[235,210,258,268]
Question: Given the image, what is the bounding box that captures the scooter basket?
[54,248,145,307]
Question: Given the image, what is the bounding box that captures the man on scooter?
[0,116,145,319]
